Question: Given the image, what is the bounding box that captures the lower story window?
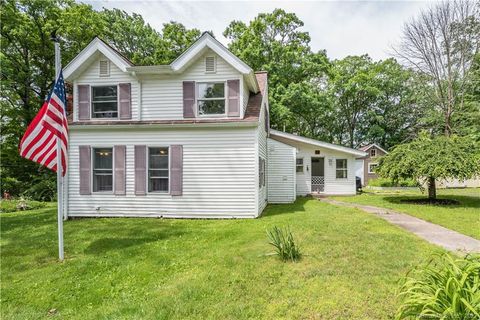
[336,159,348,179]
[368,163,378,173]
[149,147,169,192]
[296,158,304,173]
[93,148,113,192]
[259,157,266,188]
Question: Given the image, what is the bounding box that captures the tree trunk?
[427,177,436,200]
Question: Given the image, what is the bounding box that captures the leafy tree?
[224,9,329,130]
[394,0,480,136]
[278,81,334,140]
[377,133,480,200]
[329,55,380,148]
[0,0,200,196]
[363,59,426,149]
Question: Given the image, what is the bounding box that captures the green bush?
[22,179,56,202]
[267,226,301,262]
[0,198,47,213]
[368,177,418,188]
[0,176,26,197]
[396,253,480,319]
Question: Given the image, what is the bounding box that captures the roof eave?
[270,130,367,157]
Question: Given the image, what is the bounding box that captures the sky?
[83,0,438,61]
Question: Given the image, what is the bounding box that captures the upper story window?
[93,148,113,192]
[148,147,169,192]
[197,82,225,116]
[370,149,376,157]
[92,86,118,118]
[336,159,348,179]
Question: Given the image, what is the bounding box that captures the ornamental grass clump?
[396,253,480,320]
[267,226,301,262]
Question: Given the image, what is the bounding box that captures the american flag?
[19,71,69,176]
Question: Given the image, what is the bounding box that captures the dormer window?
[99,60,110,77]
[197,82,225,116]
[92,85,118,118]
[205,56,216,73]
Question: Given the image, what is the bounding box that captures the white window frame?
[368,163,378,174]
[147,146,170,194]
[335,159,348,180]
[92,146,114,193]
[259,157,266,188]
[196,81,227,118]
[91,84,119,119]
[370,149,376,157]
[296,158,304,173]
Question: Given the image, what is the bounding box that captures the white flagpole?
[53,37,64,261]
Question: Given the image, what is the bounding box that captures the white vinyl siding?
[67,126,257,218]
[267,138,296,203]
[74,53,139,121]
[141,50,244,120]
[256,102,268,215]
[270,136,357,195]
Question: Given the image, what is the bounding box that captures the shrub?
[267,226,301,262]
[1,176,26,197]
[396,253,480,320]
[22,179,56,201]
[368,177,418,188]
[0,198,47,213]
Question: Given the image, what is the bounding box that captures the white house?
[63,32,366,219]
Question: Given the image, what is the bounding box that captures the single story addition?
[62,32,366,219]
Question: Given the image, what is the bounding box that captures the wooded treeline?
[1,0,479,198]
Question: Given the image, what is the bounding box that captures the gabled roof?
[64,32,259,93]
[270,130,367,157]
[358,143,388,154]
[63,37,133,81]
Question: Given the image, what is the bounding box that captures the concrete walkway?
[320,198,480,254]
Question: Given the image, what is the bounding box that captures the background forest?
[1,0,479,198]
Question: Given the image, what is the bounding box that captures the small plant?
[396,253,480,320]
[266,226,301,262]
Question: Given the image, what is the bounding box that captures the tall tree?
[363,59,425,149]
[394,0,480,136]
[329,55,380,148]
[224,9,329,130]
[0,0,201,196]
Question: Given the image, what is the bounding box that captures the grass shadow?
[261,196,309,218]
[383,195,480,209]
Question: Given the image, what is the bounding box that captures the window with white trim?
[197,82,225,116]
[92,85,118,118]
[296,158,304,173]
[368,163,378,173]
[335,159,348,179]
[93,148,113,192]
[370,149,376,157]
[148,147,169,192]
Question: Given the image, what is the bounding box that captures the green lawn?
[1,198,443,319]
[335,188,480,240]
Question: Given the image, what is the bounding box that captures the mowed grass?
[335,188,480,240]
[1,198,442,319]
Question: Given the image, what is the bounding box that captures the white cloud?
[82,0,436,60]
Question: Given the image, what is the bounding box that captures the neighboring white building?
[63,33,365,219]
